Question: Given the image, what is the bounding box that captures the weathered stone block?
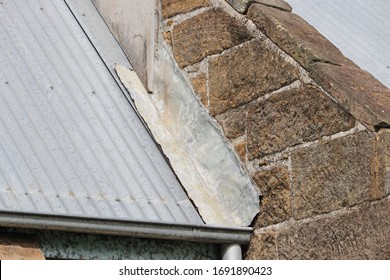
[0,234,45,260]
[225,0,251,13]
[215,107,247,139]
[172,9,253,68]
[161,0,209,18]
[209,39,300,115]
[291,131,381,220]
[277,197,390,259]
[226,0,292,13]
[247,84,355,159]
[247,4,353,69]
[372,129,390,198]
[191,74,208,108]
[253,165,291,227]
[254,0,292,12]
[310,63,390,130]
[245,231,278,259]
[234,141,247,162]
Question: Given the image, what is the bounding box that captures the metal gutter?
[0,211,252,244]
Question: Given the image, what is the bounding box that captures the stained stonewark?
[248,4,353,69]
[277,197,390,259]
[161,0,209,18]
[172,9,253,68]
[247,84,355,160]
[252,165,291,227]
[291,131,390,220]
[209,39,300,116]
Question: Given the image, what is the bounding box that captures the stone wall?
[160,0,390,259]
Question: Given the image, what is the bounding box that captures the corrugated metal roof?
[286,0,390,89]
[0,0,203,225]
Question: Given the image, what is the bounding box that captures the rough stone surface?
[277,197,390,259]
[372,129,390,197]
[310,63,390,130]
[215,107,247,139]
[253,165,291,227]
[291,131,385,220]
[172,9,253,68]
[247,84,355,159]
[225,0,251,13]
[245,231,278,259]
[209,39,300,115]
[234,141,247,162]
[191,74,208,107]
[247,4,353,69]
[253,0,292,12]
[161,0,209,18]
[0,234,45,260]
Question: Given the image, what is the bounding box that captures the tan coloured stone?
[310,63,390,130]
[277,197,390,259]
[191,74,208,107]
[245,231,278,259]
[291,131,389,220]
[234,141,247,162]
[209,39,300,115]
[253,166,291,227]
[370,130,390,200]
[161,0,209,18]
[254,0,292,12]
[0,234,45,260]
[215,106,247,139]
[172,9,253,68]
[247,4,353,69]
[247,84,355,159]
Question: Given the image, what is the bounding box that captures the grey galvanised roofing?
[0,0,203,225]
[286,0,390,89]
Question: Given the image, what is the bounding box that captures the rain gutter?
[0,211,252,244]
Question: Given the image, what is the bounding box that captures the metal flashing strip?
[0,211,252,244]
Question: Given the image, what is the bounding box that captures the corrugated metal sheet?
[0,0,203,225]
[286,0,390,89]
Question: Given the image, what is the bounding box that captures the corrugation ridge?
[57,0,188,205]
[37,0,163,209]
[14,0,140,219]
[49,0,192,222]
[1,3,107,217]
[0,0,203,224]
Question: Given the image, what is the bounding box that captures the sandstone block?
[209,39,300,115]
[378,130,390,196]
[291,131,380,220]
[253,0,292,12]
[247,84,355,159]
[0,234,45,260]
[225,0,251,13]
[245,231,278,259]
[247,4,353,69]
[234,141,247,162]
[172,9,253,68]
[252,165,291,227]
[310,63,390,130]
[191,74,208,108]
[162,0,209,18]
[277,197,390,259]
[215,107,247,139]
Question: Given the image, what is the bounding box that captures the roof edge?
[0,211,252,244]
